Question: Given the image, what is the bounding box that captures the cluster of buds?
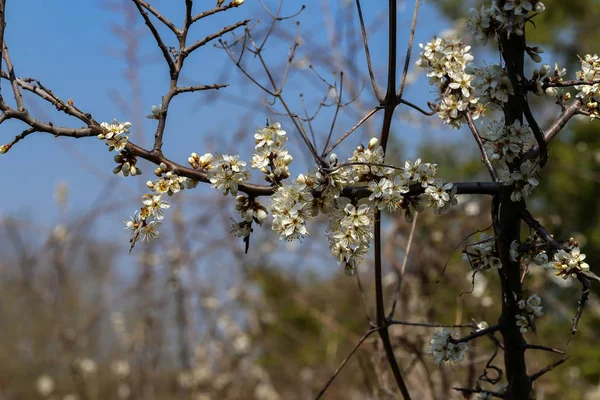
[231,195,269,238]
[530,63,567,96]
[516,294,544,333]
[113,151,141,177]
[252,122,292,184]
[98,120,131,152]
[463,233,502,272]
[146,162,185,196]
[188,152,214,171]
[235,195,268,226]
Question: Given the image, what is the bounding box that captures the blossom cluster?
[252,122,293,184]
[208,154,250,196]
[516,294,544,333]
[416,37,480,127]
[463,233,502,272]
[231,195,269,238]
[116,118,458,274]
[576,54,600,118]
[470,64,513,104]
[271,175,314,241]
[549,246,590,279]
[467,1,546,41]
[530,63,567,97]
[113,151,141,177]
[480,118,541,202]
[98,120,131,152]
[426,328,468,366]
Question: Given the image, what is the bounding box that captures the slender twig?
[453,324,501,344]
[131,0,176,76]
[529,356,569,381]
[355,272,373,325]
[465,112,498,182]
[0,0,7,94]
[354,0,382,102]
[192,2,244,23]
[388,212,418,319]
[525,344,565,355]
[453,387,504,398]
[388,320,474,328]
[570,275,591,340]
[321,72,344,158]
[314,328,376,400]
[136,0,179,35]
[175,84,228,94]
[396,0,420,101]
[184,19,251,55]
[398,98,438,116]
[2,42,24,109]
[323,106,382,156]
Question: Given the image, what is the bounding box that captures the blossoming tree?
[1,0,599,398]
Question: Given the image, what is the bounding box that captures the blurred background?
[1,0,599,399]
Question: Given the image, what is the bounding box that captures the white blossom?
[550,246,590,279]
[426,328,468,366]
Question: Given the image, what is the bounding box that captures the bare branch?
[184,19,251,55]
[355,0,382,102]
[314,328,376,400]
[396,0,420,101]
[388,212,418,319]
[135,0,179,35]
[525,344,566,355]
[465,111,498,182]
[529,356,569,382]
[2,42,24,109]
[192,1,245,23]
[175,83,228,94]
[131,0,176,75]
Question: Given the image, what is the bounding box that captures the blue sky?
[0,0,456,255]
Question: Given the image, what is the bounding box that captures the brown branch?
[135,0,179,35]
[355,0,382,102]
[525,344,565,355]
[0,0,6,93]
[529,356,569,382]
[192,1,244,23]
[175,83,228,94]
[388,320,474,329]
[323,106,382,156]
[454,324,501,344]
[388,212,418,319]
[396,0,420,101]
[314,328,376,400]
[570,275,591,340]
[132,0,176,76]
[2,41,24,109]
[465,111,498,182]
[183,19,251,56]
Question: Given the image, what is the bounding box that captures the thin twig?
[465,111,498,182]
[314,328,376,400]
[529,356,569,381]
[388,212,418,319]
[396,0,420,101]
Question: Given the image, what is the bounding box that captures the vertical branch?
[496,20,531,399]
[396,0,420,101]
[0,0,6,93]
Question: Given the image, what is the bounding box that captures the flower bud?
[0,144,9,154]
[368,137,379,150]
